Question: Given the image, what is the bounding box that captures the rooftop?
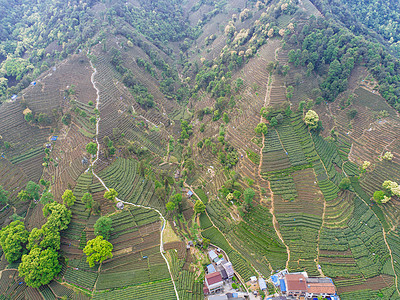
[307,281,336,294]
[222,261,235,276]
[205,272,223,286]
[285,274,307,291]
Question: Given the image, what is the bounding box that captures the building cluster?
[269,270,339,300]
[204,249,236,295]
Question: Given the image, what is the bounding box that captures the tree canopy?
[82,193,94,210]
[304,110,319,129]
[83,236,113,267]
[27,225,60,251]
[43,202,72,231]
[254,122,268,135]
[86,142,98,155]
[104,188,118,201]
[94,216,113,240]
[0,220,29,263]
[0,185,8,205]
[339,178,351,190]
[62,189,76,207]
[244,188,255,207]
[18,248,61,288]
[194,199,206,214]
[40,192,54,204]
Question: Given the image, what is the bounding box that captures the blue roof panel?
[279,279,286,292]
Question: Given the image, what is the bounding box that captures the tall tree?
[26,181,40,200]
[94,216,113,240]
[27,224,61,251]
[83,236,113,267]
[194,199,206,214]
[62,189,76,207]
[18,248,61,288]
[86,142,98,155]
[82,193,94,210]
[244,188,255,208]
[40,191,54,204]
[104,188,118,201]
[0,185,8,205]
[43,202,71,231]
[0,220,29,263]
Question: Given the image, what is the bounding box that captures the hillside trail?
[350,186,400,297]
[315,199,326,277]
[185,183,261,289]
[258,72,290,269]
[87,57,180,300]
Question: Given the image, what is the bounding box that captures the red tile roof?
[286,274,307,291]
[306,282,336,294]
[206,272,223,285]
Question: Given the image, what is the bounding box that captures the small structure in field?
[116,202,124,210]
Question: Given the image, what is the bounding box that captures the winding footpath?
[87,58,180,299]
[259,72,291,269]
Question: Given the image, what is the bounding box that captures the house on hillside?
[259,277,267,291]
[282,272,337,299]
[208,250,219,263]
[285,273,307,298]
[207,264,216,274]
[305,277,337,299]
[221,261,235,279]
[205,272,224,294]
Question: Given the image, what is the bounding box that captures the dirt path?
[382,229,400,296]
[87,56,180,300]
[351,186,400,297]
[258,73,291,269]
[204,209,250,293]
[316,200,326,277]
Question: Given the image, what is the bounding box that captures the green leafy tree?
[339,178,351,190]
[223,113,229,123]
[94,216,113,240]
[86,142,98,155]
[62,189,76,207]
[104,188,118,201]
[43,202,71,231]
[298,100,306,112]
[82,193,94,210]
[244,188,255,207]
[0,221,29,262]
[170,193,182,207]
[166,201,176,212]
[194,199,206,214]
[40,192,54,204]
[254,123,268,135]
[18,247,61,288]
[304,110,319,129]
[373,190,385,203]
[27,224,61,251]
[26,181,40,200]
[83,236,113,267]
[0,185,8,205]
[269,117,278,127]
[18,190,32,202]
[24,112,33,122]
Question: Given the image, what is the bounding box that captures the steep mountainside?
[1,0,400,299]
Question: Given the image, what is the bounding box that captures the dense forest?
[310,0,400,54]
